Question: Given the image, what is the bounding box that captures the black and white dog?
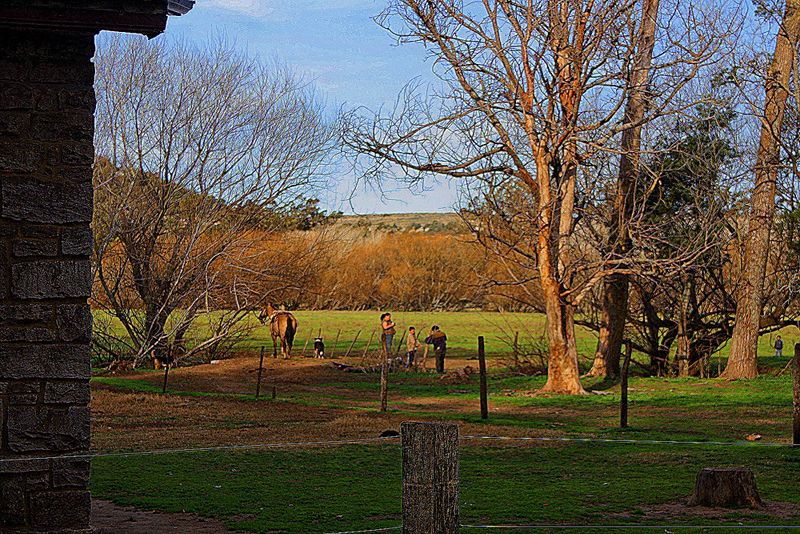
[313,337,325,359]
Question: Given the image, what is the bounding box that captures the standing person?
[774,335,784,358]
[406,326,421,368]
[381,312,396,355]
[425,325,447,373]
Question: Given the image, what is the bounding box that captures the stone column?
[0,28,95,531]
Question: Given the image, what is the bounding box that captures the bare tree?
[724,0,800,378]
[587,0,659,378]
[92,36,335,367]
[344,0,733,393]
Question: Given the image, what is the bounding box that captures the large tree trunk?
[676,278,692,377]
[539,274,585,394]
[724,1,800,379]
[533,152,586,395]
[589,0,660,378]
[144,305,170,368]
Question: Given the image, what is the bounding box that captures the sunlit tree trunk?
[724,1,800,379]
[536,155,585,394]
[589,0,660,378]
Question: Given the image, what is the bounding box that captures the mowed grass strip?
[91,442,800,534]
[94,310,799,371]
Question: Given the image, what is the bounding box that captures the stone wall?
[0,28,95,531]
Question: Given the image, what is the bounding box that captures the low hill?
[334,212,466,234]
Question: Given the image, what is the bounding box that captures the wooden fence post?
[401,421,459,534]
[301,337,310,357]
[380,346,389,412]
[394,331,407,357]
[794,343,800,445]
[330,329,341,359]
[620,341,632,428]
[255,346,265,399]
[478,336,488,420]
[162,363,169,394]
[345,330,361,358]
[513,331,519,365]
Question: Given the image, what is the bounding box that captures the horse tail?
[285,317,296,350]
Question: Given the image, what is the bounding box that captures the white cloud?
[203,0,376,19]
[204,0,275,17]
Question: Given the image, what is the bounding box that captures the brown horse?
[258,304,298,359]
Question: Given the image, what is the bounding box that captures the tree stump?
[688,468,762,508]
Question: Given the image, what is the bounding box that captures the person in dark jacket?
[774,335,784,358]
[425,325,447,373]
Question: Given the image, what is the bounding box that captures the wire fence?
[2,431,798,465]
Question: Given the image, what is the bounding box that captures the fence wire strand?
[324,526,401,534]
[461,524,800,530]
[461,434,800,448]
[4,430,798,465]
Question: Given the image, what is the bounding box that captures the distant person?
[774,335,784,358]
[425,325,447,374]
[381,312,397,355]
[406,326,421,368]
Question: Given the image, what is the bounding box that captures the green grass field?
[90,309,800,533]
[94,309,798,369]
[92,442,800,533]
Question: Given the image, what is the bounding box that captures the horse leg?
[271,334,278,359]
[282,335,289,359]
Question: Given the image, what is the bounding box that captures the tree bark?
[590,0,660,378]
[724,1,800,379]
[144,305,170,368]
[688,468,762,508]
[535,156,585,395]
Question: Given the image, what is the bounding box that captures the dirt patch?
[613,500,800,521]
[92,499,242,533]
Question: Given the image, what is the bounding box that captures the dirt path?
[92,499,242,533]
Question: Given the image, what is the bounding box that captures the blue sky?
[159,0,458,214]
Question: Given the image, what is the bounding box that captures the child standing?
[406,326,421,368]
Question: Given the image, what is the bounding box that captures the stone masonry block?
[11,259,92,299]
[0,326,56,343]
[44,380,90,405]
[0,302,52,325]
[6,406,90,452]
[30,490,90,530]
[0,477,27,526]
[61,226,92,256]
[52,458,90,489]
[1,179,92,223]
[13,238,58,257]
[0,344,90,380]
[56,303,91,342]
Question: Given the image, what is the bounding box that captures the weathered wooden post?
[394,331,407,357]
[513,331,520,365]
[478,336,488,419]
[401,422,459,534]
[255,346,265,399]
[794,343,800,445]
[301,336,310,357]
[162,364,170,394]
[345,330,361,358]
[330,329,341,359]
[380,346,389,412]
[362,330,376,361]
[620,341,632,428]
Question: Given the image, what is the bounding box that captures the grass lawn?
[89,309,800,532]
[92,442,800,533]
[94,309,800,370]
